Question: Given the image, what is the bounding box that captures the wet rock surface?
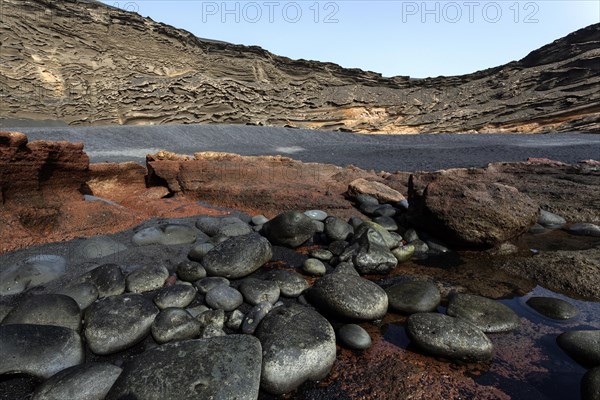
[106,336,262,400]
[557,330,600,368]
[526,296,579,320]
[447,293,521,333]
[255,305,336,395]
[386,280,441,314]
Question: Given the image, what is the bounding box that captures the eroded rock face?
[408,173,539,247]
[1,1,599,133]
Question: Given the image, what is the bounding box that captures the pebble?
[582,367,600,400]
[151,308,200,344]
[557,330,600,368]
[2,294,81,332]
[202,325,227,338]
[309,248,334,261]
[242,301,273,334]
[252,214,269,225]
[359,203,380,215]
[210,234,230,244]
[386,281,441,314]
[355,194,379,206]
[304,209,328,221]
[196,309,226,329]
[353,230,398,274]
[411,239,430,255]
[0,324,84,379]
[261,211,318,247]
[217,220,253,237]
[255,305,337,395]
[447,293,521,333]
[205,285,244,311]
[125,264,169,293]
[307,273,388,320]
[188,242,215,261]
[372,216,398,231]
[266,270,309,297]
[566,223,600,237]
[425,238,450,254]
[56,283,99,310]
[0,255,66,296]
[538,209,566,228]
[106,336,262,400]
[526,296,578,320]
[338,324,372,350]
[355,221,398,249]
[32,363,122,400]
[392,244,415,262]
[407,313,494,362]
[132,224,197,246]
[403,229,420,243]
[202,233,273,279]
[239,278,280,305]
[84,293,159,355]
[324,216,354,241]
[373,204,396,217]
[186,305,209,318]
[195,276,230,295]
[196,215,250,236]
[176,260,206,282]
[226,309,245,330]
[303,258,327,276]
[154,284,197,309]
[88,264,126,298]
[76,236,127,259]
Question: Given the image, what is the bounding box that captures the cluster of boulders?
[1,186,599,399]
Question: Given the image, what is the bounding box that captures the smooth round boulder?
[266,270,309,297]
[386,281,441,314]
[304,210,328,221]
[2,294,81,332]
[255,305,336,395]
[372,216,398,231]
[307,273,388,320]
[76,236,127,259]
[447,293,521,333]
[88,264,125,298]
[106,336,262,400]
[151,308,200,344]
[84,293,159,355]
[309,248,333,261]
[56,283,99,311]
[252,215,269,225]
[392,244,415,263]
[557,330,600,368]
[195,276,230,294]
[338,324,372,350]
[582,367,600,400]
[239,278,280,305]
[261,211,318,248]
[154,284,197,309]
[202,233,272,279]
[526,296,578,320]
[407,313,494,362]
[32,363,122,400]
[176,260,206,282]
[125,264,169,293]
[324,217,353,242]
[205,285,244,311]
[0,324,84,379]
[355,194,379,206]
[303,258,326,276]
[132,224,197,246]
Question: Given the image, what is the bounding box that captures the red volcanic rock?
[347,178,406,203]
[0,132,89,203]
[408,171,539,247]
[146,151,378,219]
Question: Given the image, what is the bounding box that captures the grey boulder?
[307,273,388,320]
[0,324,84,379]
[106,336,262,400]
[557,330,600,368]
[386,281,441,314]
[407,313,493,362]
[262,211,317,247]
[255,305,336,395]
[447,293,521,333]
[2,294,81,332]
[84,293,159,355]
[202,233,272,279]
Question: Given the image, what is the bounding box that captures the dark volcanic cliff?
[1,0,599,133]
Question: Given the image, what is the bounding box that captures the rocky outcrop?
[0,0,599,133]
[408,172,539,247]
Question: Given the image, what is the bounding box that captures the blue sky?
[99,1,600,78]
